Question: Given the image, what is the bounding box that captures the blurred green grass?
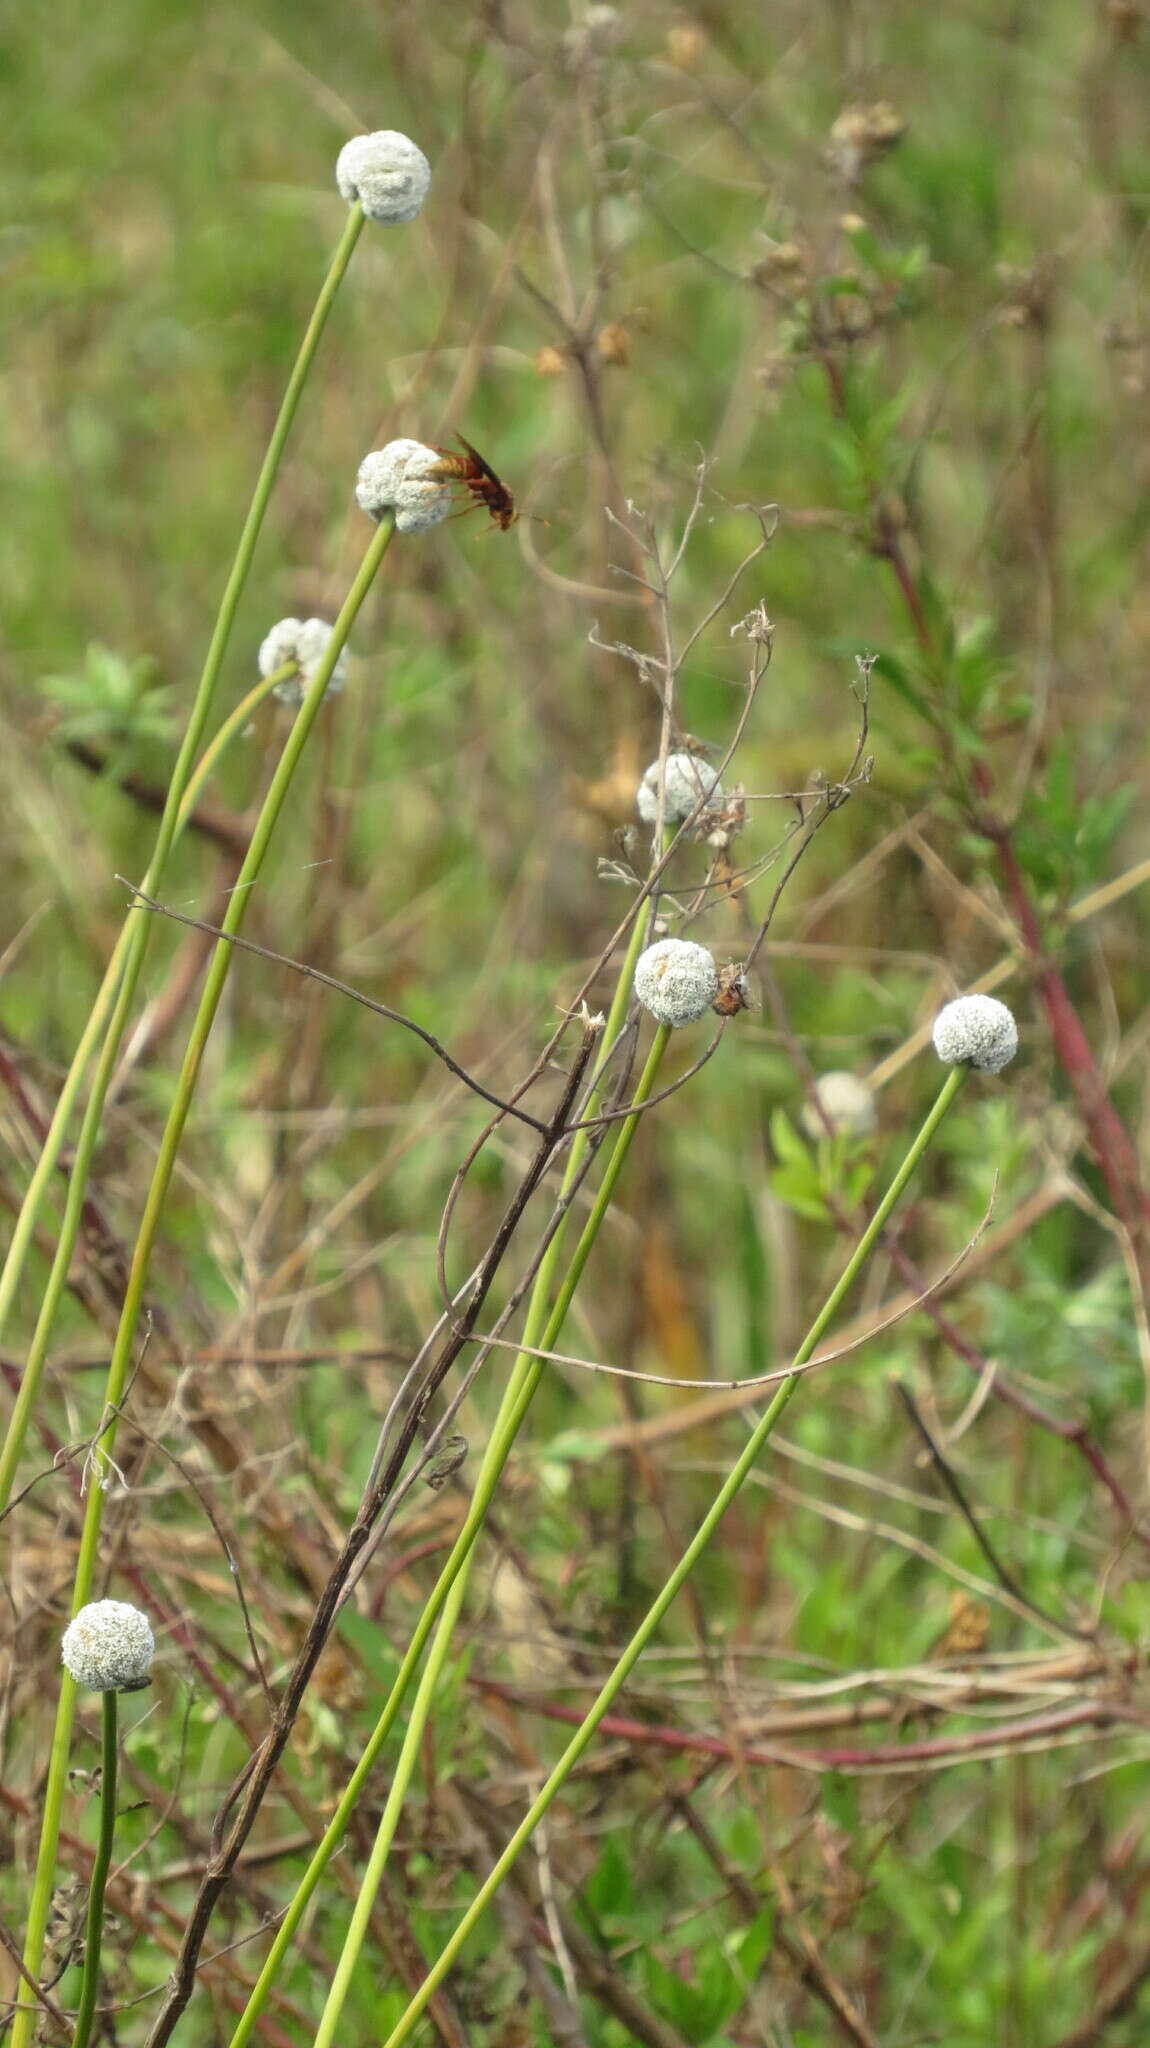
[5,0,1150,2041]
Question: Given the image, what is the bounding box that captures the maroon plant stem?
[479,1679,1135,1773]
[773,916,1150,1557]
[879,1236,1150,1553]
[784,1699,1128,1771]
[973,771,1150,1300]
[872,503,933,652]
[817,345,1150,1309]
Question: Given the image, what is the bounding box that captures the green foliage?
[768,1107,874,1223]
[40,643,176,763]
[3,0,1150,2042]
[1009,738,1136,904]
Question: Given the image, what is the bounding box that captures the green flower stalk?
[307,1019,674,2048]
[70,1692,119,2048]
[223,904,668,2048]
[0,659,292,1509]
[11,514,395,2048]
[0,201,369,1521]
[60,1602,155,2048]
[375,1055,985,2048]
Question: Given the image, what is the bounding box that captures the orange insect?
[711,962,752,1018]
[425,434,519,531]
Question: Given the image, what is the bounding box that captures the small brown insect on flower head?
[423,434,518,531]
[711,962,752,1018]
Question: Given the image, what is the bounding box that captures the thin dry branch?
[118,886,551,1135]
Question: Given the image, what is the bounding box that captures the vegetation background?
[3,0,1150,2043]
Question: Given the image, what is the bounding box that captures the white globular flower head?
[336,131,431,224]
[258,618,348,706]
[932,994,1019,1075]
[356,440,453,536]
[634,938,719,1027]
[62,1600,155,1692]
[636,752,724,826]
[801,1070,877,1139]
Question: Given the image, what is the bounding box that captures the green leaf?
[871,648,935,723]
[768,1165,830,1221]
[725,1907,775,1989]
[769,1107,809,1169]
[583,1835,633,1918]
[42,643,177,762]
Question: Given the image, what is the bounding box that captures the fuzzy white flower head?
[62,1600,155,1692]
[801,1070,877,1139]
[336,131,431,224]
[634,938,719,1027]
[636,752,724,826]
[564,4,620,58]
[932,994,1019,1075]
[258,617,347,706]
[356,440,453,536]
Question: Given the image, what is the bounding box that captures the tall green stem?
[225,1010,670,2048]
[309,1022,672,2048]
[0,662,292,1523]
[0,203,365,1518]
[70,1691,119,2048]
[11,514,393,2048]
[376,1065,967,2048]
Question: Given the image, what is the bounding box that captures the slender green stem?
[515,885,657,1363]
[0,201,365,1519]
[225,1016,671,2048]
[376,1065,967,2048]
[182,663,297,799]
[70,1690,119,2048]
[0,661,291,1523]
[0,667,296,1523]
[11,515,392,2048]
[309,1022,673,2048]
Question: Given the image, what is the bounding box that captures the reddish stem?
[478,1679,1131,1773]
[972,765,1150,1301]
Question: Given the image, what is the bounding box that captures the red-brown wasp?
[424,434,519,531]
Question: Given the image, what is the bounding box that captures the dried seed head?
[597,322,631,366]
[666,22,706,68]
[258,618,347,705]
[62,1600,155,1693]
[749,238,806,288]
[932,995,1019,1075]
[335,131,431,224]
[826,101,907,182]
[634,938,719,1027]
[801,1070,877,1139]
[355,440,453,535]
[636,752,724,826]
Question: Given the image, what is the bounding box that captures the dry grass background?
[4,2,1150,2042]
